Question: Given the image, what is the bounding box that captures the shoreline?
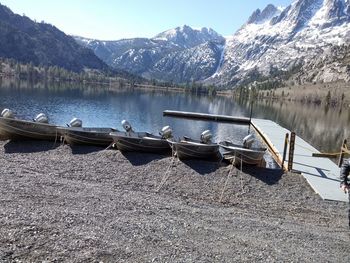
[3,75,350,107]
[1,140,349,261]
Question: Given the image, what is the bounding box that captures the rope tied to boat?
[155,146,178,192]
[219,161,236,203]
[238,157,251,195]
[219,152,253,203]
[104,142,115,151]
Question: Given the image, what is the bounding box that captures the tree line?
[0,57,219,95]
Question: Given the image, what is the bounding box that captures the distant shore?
[0,140,349,261]
[132,80,350,108]
[3,74,349,107]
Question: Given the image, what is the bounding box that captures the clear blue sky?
[0,0,292,40]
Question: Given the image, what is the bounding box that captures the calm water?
[250,99,350,155]
[0,80,252,144]
[1,79,349,157]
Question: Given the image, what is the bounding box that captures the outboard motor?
[243,134,255,149]
[1,108,14,118]
[200,130,213,144]
[121,120,133,132]
[69,118,82,127]
[160,125,173,139]
[33,113,49,123]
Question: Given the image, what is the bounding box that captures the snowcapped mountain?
[208,0,350,85]
[153,25,224,48]
[74,25,225,82]
[75,0,350,86]
[150,41,224,83]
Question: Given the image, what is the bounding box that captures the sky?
[0,0,292,40]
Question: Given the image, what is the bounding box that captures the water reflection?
[2,79,346,156]
[238,98,350,155]
[0,80,251,144]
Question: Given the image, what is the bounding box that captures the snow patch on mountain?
[152,25,224,48]
[74,25,225,83]
[207,0,350,86]
[75,0,350,86]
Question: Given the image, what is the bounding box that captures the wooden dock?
[252,119,347,202]
[163,110,347,202]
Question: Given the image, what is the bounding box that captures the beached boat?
[219,135,267,165]
[0,109,59,141]
[59,127,118,147]
[110,120,173,153]
[170,130,221,161]
[57,118,118,147]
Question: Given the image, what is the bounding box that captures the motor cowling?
[34,113,49,123]
[160,125,173,139]
[69,118,82,127]
[243,134,255,149]
[200,130,212,144]
[122,120,133,132]
[1,108,15,118]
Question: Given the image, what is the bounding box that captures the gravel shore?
[0,140,349,262]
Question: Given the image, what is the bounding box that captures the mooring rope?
[239,158,245,194]
[219,160,235,203]
[219,149,255,203]
[238,156,252,196]
[104,142,115,151]
[156,147,177,192]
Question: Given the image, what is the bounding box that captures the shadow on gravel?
[4,140,60,153]
[181,160,220,175]
[242,166,284,185]
[121,152,167,166]
[70,145,106,154]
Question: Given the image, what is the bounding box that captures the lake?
[1,79,349,160]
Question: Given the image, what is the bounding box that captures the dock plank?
[252,118,347,202]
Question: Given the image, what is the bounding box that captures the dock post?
[281,133,289,171]
[248,102,253,134]
[338,139,347,167]
[288,132,296,172]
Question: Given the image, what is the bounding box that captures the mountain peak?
[152,25,224,48]
[247,4,279,24]
[0,3,14,18]
[305,0,350,28]
[324,0,348,20]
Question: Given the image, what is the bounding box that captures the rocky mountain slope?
[76,0,350,86]
[75,25,225,83]
[208,0,350,86]
[294,43,350,83]
[0,3,107,72]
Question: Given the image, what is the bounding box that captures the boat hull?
[171,141,221,161]
[59,127,116,147]
[111,132,171,154]
[0,117,59,141]
[219,141,266,165]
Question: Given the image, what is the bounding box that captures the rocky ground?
[0,140,349,262]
